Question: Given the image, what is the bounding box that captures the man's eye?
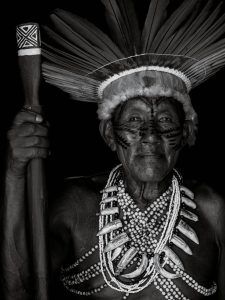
[128,116,141,122]
[159,116,173,123]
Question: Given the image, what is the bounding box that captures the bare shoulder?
[190,182,225,242]
[49,172,108,271]
[49,172,108,230]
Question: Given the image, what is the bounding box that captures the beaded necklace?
[98,165,217,299]
[117,179,172,255]
[98,165,181,294]
[61,165,217,299]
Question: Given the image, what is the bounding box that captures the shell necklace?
[98,165,183,294]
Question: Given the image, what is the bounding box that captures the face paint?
[159,126,183,150]
[112,97,184,183]
[114,131,131,149]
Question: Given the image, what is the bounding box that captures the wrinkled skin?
[101,97,188,206]
[1,98,225,300]
[6,108,49,176]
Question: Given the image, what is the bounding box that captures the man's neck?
[123,172,172,209]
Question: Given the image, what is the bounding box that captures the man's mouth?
[136,152,163,158]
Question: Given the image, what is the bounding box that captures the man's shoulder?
[194,182,225,215]
[185,180,225,241]
[62,171,108,198]
[49,171,109,224]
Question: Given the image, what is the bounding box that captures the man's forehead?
[112,96,185,122]
[122,96,178,111]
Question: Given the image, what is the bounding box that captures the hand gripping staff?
[16,23,49,300]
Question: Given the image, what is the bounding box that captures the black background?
[1,0,225,196]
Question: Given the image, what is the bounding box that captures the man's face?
[111,97,185,183]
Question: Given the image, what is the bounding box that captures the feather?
[150,0,199,52]
[42,43,100,72]
[43,26,105,67]
[163,0,204,54]
[49,14,116,63]
[53,9,124,59]
[141,0,170,53]
[187,49,225,77]
[177,2,224,56]
[42,53,93,77]
[158,7,199,54]
[101,0,140,55]
[186,16,225,57]
[171,0,215,54]
[42,63,99,102]
[118,0,141,52]
[41,0,225,106]
[194,38,225,60]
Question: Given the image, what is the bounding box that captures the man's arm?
[1,171,31,299]
[198,185,225,299]
[217,241,225,300]
[0,109,49,299]
[215,196,225,300]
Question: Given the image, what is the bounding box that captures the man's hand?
[7,108,49,177]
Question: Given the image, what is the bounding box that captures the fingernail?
[35,115,43,122]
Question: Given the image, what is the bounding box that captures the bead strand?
[99,166,181,294]
[117,179,171,254]
[61,262,101,285]
[169,261,217,296]
[63,282,108,296]
[61,244,98,272]
[154,274,189,300]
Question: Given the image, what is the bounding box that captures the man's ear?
[99,119,117,151]
[181,120,197,147]
[181,122,189,148]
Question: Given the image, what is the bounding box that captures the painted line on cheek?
[114,125,138,135]
[114,132,130,150]
[164,131,182,138]
[158,126,182,135]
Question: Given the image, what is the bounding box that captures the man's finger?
[17,124,48,137]
[11,136,50,149]
[14,110,43,126]
[8,123,48,140]
[13,147,49,161]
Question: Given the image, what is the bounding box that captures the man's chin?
[131,164,168,183]
[137,155,162,163]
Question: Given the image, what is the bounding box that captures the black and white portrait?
[1,1,225,299]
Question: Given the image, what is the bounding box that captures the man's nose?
[140,122,160,143]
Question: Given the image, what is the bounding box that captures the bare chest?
[61,207,218,300]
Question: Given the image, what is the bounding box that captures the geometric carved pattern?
[16,23,41,49]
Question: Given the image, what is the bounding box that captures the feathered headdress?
[42,0,225,124]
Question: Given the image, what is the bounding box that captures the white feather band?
[98,66,192,99]
[97,85,196,122]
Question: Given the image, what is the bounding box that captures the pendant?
[180,209,198,222]
[104,232,130,252]
[122,253,148,279]
[181,196,196,209]
[176,220,199,244]
[171,234,193,255]
[154,253,181,279]
[163,246,184,270]
[97,219,122,236]
[100,207,119,215]
[111,245,124,261]
[115,247,138,275]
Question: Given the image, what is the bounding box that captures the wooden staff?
[16,23,49,300]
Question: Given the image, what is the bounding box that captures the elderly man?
[3,94,225,300]
[2,0,225,299]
